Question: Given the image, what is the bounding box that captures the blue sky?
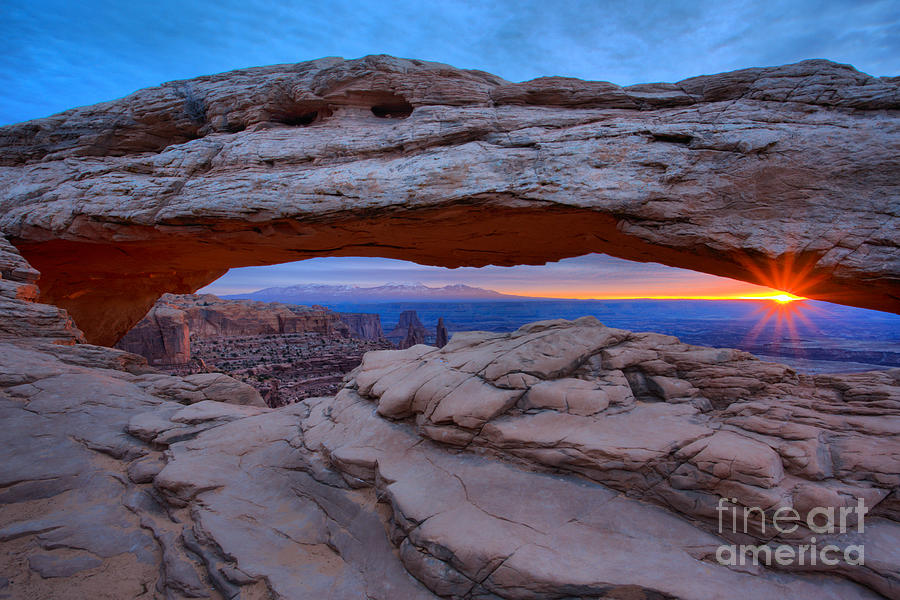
[3,0,897,296]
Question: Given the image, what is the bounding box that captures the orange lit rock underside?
[1,55,898,345]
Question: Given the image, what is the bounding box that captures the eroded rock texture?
[346,317,900,597]
[0,56,897,345]
[1,238,897,599]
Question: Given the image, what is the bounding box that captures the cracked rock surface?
[346,316,900,597]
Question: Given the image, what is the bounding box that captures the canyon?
[0,56,898,599]
[115,293,392,404]
[115,293,353,367]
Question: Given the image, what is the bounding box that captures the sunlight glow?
[737,292,807,303]
[499,291,808,302]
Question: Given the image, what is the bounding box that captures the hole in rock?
[271,105,333,127]
[649,132,693,145]
[371,101,414,118]
[278,111,320,126]
[224,120,247,133]
[108,252,895,403]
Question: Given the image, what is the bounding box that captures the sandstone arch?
[0,55,897,346]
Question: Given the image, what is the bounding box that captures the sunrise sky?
[195,254,792,300]
[3,0,895,300]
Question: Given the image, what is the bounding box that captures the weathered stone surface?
[28,553,103,578]
[347,317,900,597]
[0,56,897,345]
[129,371,266,407]
[299,390,884,600]
[116,302,190,366]
[0,237,84,345]
[2,316,896,597]
[152,404,435,599]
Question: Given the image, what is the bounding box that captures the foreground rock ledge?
[2,236,898,599]
[1,55,898,344]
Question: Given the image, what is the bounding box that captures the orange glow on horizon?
[494,246,820,304]
[496,290,808,302]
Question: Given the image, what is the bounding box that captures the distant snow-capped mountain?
[226,283,536,303]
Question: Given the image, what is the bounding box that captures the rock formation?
[115,293,349,365]
[346,316,900,598]
[1,52,899,598]
[0,237,84,345]
[0,237,896,598]
[0,56,897,345]
[114,301,191,366]
[386,309,428,347]
[262,377,283,408]
[435,316,449,347]
[399,322,425,349]
[338,312,385,341]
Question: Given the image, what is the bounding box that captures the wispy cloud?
[1,0,897,124]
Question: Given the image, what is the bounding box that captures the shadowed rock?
[338,312,385,341]
[387,310,427,347]
[435,317,448,347]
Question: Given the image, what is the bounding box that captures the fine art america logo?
[715,497,867,567]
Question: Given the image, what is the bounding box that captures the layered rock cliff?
[0,56,897,345]
[338,312,385,341]
[114,302,191,366]
[115,293,349,365]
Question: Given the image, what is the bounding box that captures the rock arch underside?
[0,55,898,346]
[1,56,900,600]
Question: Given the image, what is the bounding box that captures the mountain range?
[226,283,536,303]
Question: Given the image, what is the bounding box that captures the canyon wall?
[115,293,349,366]
[114,302,191,366]
[0,56,896,345]
[338,312,385,341]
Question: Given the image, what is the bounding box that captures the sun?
[736,291,806,303]
[771,293,798,304]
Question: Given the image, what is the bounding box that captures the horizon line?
[518,292,805,302]
[207,287,805,303]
